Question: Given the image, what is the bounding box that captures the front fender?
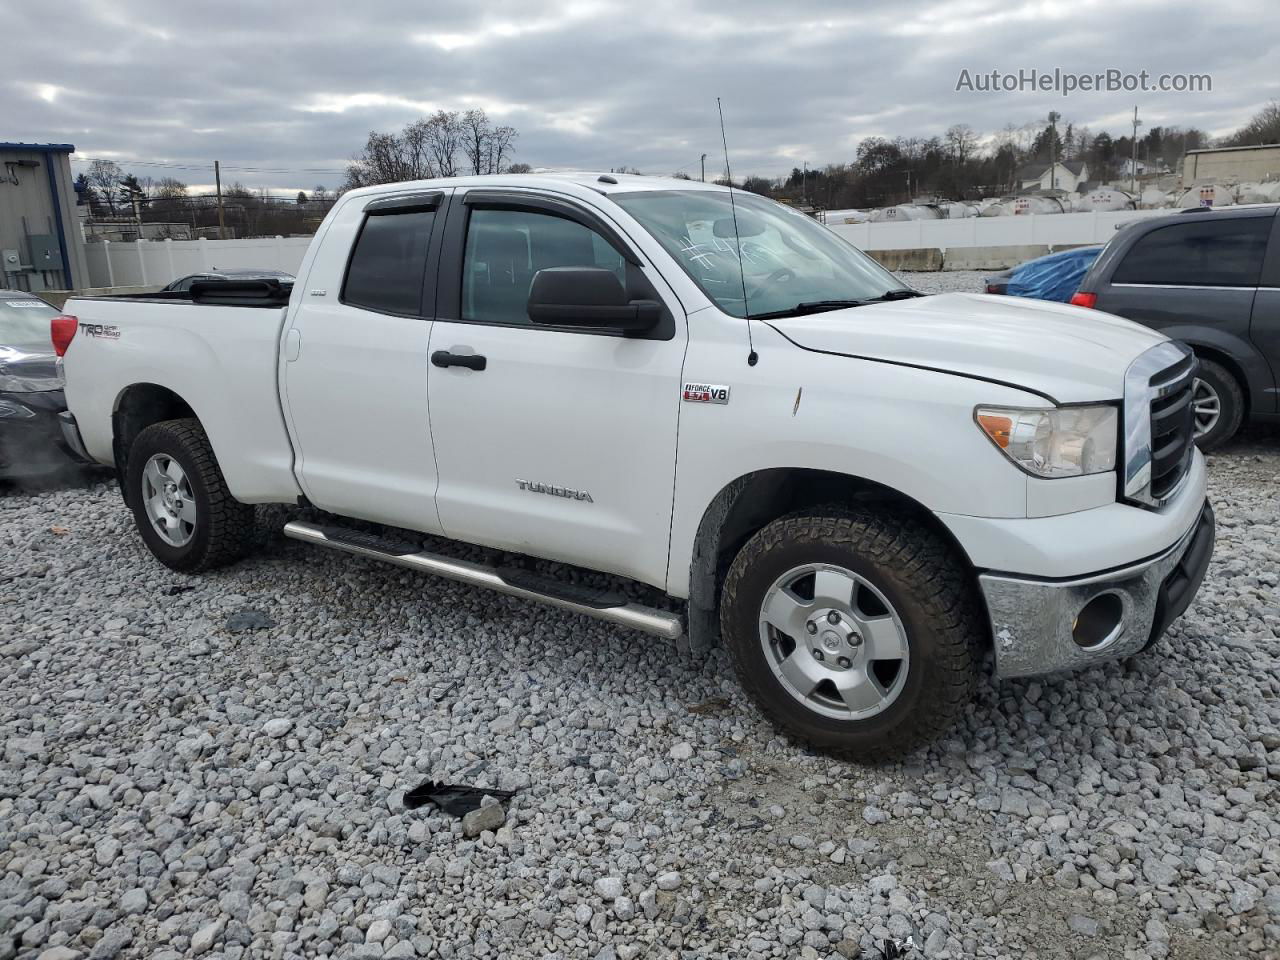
[1156,324,1274,415]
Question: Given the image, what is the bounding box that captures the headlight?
[975,404,1118,478]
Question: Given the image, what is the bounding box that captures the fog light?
[1072,592,1124,648]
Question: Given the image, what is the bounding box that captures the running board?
[282,520,684,641]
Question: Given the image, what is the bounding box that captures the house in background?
[1016,160,1089,192]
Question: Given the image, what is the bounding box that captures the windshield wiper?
[751,300,867,320]
[865,288,925,302]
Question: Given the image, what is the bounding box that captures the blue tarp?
[1007,246,1102,303]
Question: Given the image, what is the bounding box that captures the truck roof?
[340,171,730,201]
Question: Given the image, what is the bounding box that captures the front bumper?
[980,500,1215,679]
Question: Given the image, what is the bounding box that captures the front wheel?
[720,508,983,762]
[1190,358,1244,452]
[127,418,256,572]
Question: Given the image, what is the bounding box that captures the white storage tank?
[1012,196,1066,215]
[1234,182,1273,204]
[1139,187,1168,209]
[868,203,941,222]
[1176,183,1235,208]
[1078,188,1137,212]
[982,196,1065,216]
[938,201,979,219]
[826,208,870,224]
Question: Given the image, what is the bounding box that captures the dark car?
[1071,205,1280,449]
[984,246,1102,302]
[0,292,91,478]
[162,268,295,293]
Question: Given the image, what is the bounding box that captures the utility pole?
[700,154,706,182]
[1048,111,1061,191]
[1131,106,1142,194]
[214,160,227,240]
[802,161,808,205]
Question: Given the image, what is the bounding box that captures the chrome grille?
[1123,342,1197,508]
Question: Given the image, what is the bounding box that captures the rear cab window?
[341,195,441,315]
[1112,217,1271,287]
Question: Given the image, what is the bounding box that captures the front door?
[282,189,449,532]
[426,190,686,586]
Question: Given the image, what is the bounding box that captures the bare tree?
[345,109,519,188]
[154,177,187,199]
[944,124,979,165]
[87,159,123,214]
[488,125,517,174]
[460,109,489,175]
[424,110,462,178]
[1224,99,1280,147]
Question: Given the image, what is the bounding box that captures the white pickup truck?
[58,173,1214,760]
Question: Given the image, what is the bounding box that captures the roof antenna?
[718,97,758,367]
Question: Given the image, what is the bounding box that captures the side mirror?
[527,266,661,332]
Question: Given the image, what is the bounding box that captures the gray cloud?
[6,0,1277,192]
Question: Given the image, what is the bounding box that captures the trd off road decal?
[78,322,121,340]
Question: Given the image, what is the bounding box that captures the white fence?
[79,209,1172,289]
[83,237,313,289]
[827,208,1167,251]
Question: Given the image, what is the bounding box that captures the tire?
[1190,358,1244,452]
[720,507,983,762]
[126,418,255,572]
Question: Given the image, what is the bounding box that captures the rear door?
[1250,213,1280,413]
[424,188,687,586]
[281,189,450,532]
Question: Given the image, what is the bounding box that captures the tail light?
[51,315,78,357]
[1069,292,1097,309]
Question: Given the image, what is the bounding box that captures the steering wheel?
[745,267,795,299]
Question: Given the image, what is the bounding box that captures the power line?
[70,155,346,177]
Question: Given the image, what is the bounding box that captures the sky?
[7,0,1279,195]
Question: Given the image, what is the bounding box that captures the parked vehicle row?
[1070,205,1280,450]
[0,292,91,479]
[52,173,1214,760]
[983,205,1280,450]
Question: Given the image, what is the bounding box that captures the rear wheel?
[127,418,255,572]
[720,507,983,762]
[1190,358,1244,452]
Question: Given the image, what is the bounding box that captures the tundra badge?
[516,479,593,502]
[682,382,730,404]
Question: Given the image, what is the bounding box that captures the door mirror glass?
[527,267,660,331]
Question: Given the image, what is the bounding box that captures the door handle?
[431,350,487,371]
[284,328,302,362]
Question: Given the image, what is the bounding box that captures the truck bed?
[61,291,304,504]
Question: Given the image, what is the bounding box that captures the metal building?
[0,142,88,291]
[1183,143,1280,185]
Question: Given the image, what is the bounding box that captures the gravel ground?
[898,271,989,295]
[2,317,1278,959]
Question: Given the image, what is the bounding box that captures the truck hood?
[766,292,1167,403]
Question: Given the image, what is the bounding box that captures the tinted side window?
[342,209,436,315]
[462,208,626,326]
[1112,217,1270,287]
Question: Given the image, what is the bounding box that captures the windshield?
[0,297,59,353]
[612,189,909,318]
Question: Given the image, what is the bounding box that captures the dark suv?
[1071,205,1280,449]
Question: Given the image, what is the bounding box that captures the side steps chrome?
[283,520,685,641]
